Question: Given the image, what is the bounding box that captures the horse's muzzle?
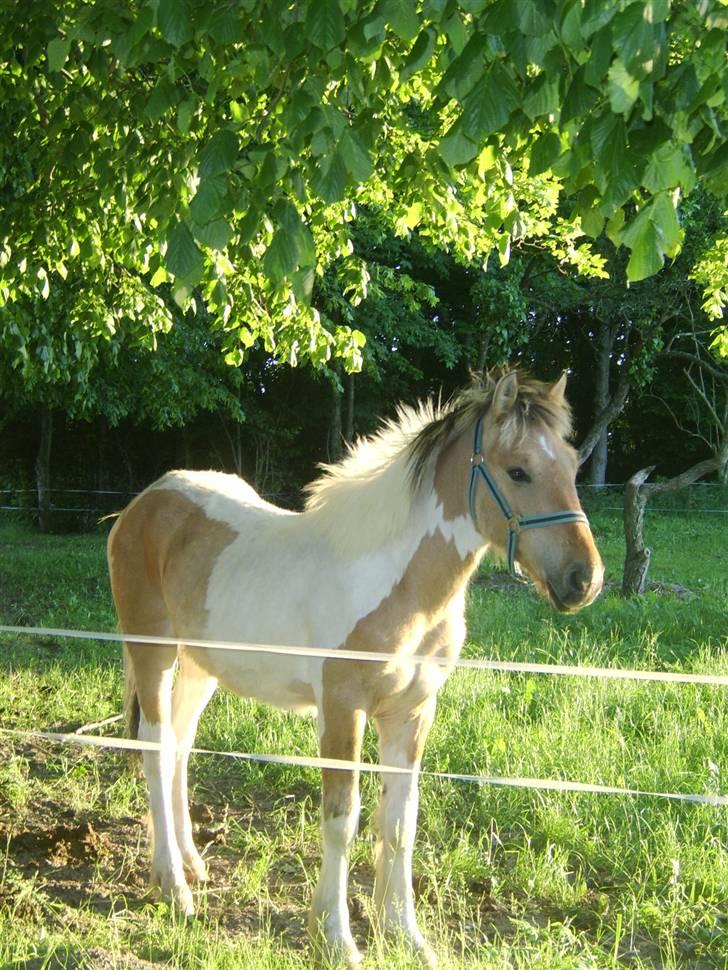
[547,562,603,613]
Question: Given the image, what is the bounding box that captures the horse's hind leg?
[171,650,217,883]
[126,635,197,914]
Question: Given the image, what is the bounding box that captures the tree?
[0,285,244,528]
[1,0,727,372]
[622,346,728,594]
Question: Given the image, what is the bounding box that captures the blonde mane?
[303,369,573,556]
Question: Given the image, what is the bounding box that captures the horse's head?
[471,369,603,612]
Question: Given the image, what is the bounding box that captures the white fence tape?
[1,624,727,688]
[2,625,726,807]
[2,726,726,807]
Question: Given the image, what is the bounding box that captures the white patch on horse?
[538,433,557,460]
[435,507,483,559]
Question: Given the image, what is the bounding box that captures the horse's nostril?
[568,564,591,594]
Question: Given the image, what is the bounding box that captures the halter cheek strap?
[468,415,588,580]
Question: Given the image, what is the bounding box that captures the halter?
[468,415,588,580]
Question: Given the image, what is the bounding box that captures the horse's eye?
[508,467,531,483]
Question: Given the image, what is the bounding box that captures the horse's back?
[107,470,286,638]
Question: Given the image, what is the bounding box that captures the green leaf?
[381,0,420,41]
[263,229,300,284]
[177,98,195,133]
[191,217,233,250]
[275,200,316,267]
[608,60,639,114]
[47,37,71,72]
[145,76,176,121]
[581,0,616,38]
[291,266,315,304]
[621,192,682,282]
[559,2,584,50]
[611,2,659,79]
[528,131,562,176]
[462,63,519,141]
[403,202,423,229]
[561,66,599,126]
[312,148,348,203]
[399,26,437,82]
[650,191,682,258]
[166,221,204,282]
[580,207,605,238]
[642,144,694,193]
[199,130,238,177]
[189,176,227,224]
[439,34,486,103]
[157,0,193,48]
[305,0,345,50]
[644,0,669,23]
[584,25,612,86]
[339,129,373,182]
[625,217,663,281]
[438,124,480,168]
[591,112,626,175]
[513,0,551,36]
[523,73,559,120]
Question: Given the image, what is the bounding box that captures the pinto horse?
[108,368,603,967]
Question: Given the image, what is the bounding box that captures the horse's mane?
[303,368,572,555]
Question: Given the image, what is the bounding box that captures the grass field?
[0,491,726,969]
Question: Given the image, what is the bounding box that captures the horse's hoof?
[150,872,195,917]
[308,915,361,968]
[184,854,209,884]
[414,940,438,968]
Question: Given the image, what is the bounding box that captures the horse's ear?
[492,371,519,420]
[549,371,568,406]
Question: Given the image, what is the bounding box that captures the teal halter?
[468,415,588,579]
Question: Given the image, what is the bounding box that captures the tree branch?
[660,350,728,382]
[577,368,631,466]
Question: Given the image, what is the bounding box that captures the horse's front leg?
[309,700,366,969]
[373,694,438,968]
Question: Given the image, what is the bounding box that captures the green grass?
[0,501,726,969]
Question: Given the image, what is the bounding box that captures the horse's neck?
[391,444,484,619]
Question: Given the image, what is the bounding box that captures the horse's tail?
[123,643,141,741]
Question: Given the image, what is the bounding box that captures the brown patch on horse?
[432,429,471,522]
[108,488,237,723]
[319,529,476,817]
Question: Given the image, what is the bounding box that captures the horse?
[107,368,603,968]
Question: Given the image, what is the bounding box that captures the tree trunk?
[96,416,110,493]
[35,408,53,533]
[328,369,343,462]
[622,467,654,595]
[344,372,355,446]
[588,324,614,484]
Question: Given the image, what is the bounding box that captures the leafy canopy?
[1,0,727,369]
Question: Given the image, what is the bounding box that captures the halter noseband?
[468,415,588,580]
